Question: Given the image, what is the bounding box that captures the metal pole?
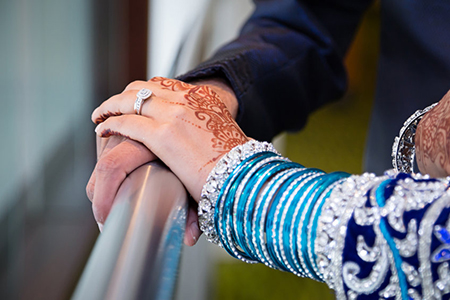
[73,138,187,300]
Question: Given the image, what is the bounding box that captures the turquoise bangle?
[244,167,301,261]
[236,162,301,261]
[287,173,325,276]
[252,168,295,269]
[221,154,289,262]
[277,170,322,275]
[308,174,348,280]
[216,152,277,259]
[300,172,349,280]
[266,168,319,271]
[232,160,292,259]
[294,174,329,279]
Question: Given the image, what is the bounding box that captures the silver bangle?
[391,102,438,173]
[198,140,279,245]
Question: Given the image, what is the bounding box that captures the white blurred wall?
[0,0,93,215]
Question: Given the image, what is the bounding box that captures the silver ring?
[134,88,153,115]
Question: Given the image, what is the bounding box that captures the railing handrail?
[72,155,187,300]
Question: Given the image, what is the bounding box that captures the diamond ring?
[134,88,153,115]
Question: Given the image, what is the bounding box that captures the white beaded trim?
[198,140,279,245]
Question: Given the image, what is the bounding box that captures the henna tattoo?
[99,128,131,139]
[94,111,122,124]
[184,85,248,154]
[161,100,186,106]
[176,116,204,130]
[151,77,249,171]
[416,93,450,173]
[150,76,193,92]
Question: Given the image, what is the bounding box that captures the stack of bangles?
[198,139,450,299]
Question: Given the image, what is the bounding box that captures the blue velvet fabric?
[340,173,450,299]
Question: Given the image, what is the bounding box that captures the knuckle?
[172,103,189,118]
[124,80,146,91]
[86,183,94,201]
[96,155,120,174]
[157,122,173,137]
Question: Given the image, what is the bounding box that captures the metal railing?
[72,138,188,300]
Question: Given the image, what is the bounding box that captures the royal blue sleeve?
[178,0,374,140]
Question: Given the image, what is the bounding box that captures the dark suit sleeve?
[177,0,374,141]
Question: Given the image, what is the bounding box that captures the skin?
[416,90,450,177]
[87,77,240,246]
[88,76,450,246]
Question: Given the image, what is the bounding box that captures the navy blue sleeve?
[177,0,374,141]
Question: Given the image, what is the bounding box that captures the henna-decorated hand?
[416,90,450,177]
[87,77,245,245]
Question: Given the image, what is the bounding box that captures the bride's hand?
[91,76,249,222]
[416,90,450,177]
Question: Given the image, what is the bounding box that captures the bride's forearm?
[201,140,450,299]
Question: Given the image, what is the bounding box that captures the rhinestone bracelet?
[391,102,438,173]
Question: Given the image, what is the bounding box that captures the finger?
[97,136,129,157]
[122,79,190,95]
[123,80,149,92]
[92,90,162,124]
[95,113,220,200]
[92,139,157,224]
[87,136,129,202]
[95,114,160,147]
[184,202,202,246]
[86,170,96,202]
[125,78,196,103]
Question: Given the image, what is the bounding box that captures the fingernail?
[95,124,100,133]
[190,221,199,242]
[97,222,104,233]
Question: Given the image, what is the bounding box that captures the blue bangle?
[218,153,282,261]
[300,172,349,280]
[276,171,321,275]
[200,140,280,245]
[307,174,348,280]
[216,152,274,254]
[286,173,325,276]
[252,167,302,269]
[296,174,330,280]
[235,162,302,261]
[232,159,293,260]
[248,168,300,267]
[266,168,320,271]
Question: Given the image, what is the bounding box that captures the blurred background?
[0,0,379,299]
